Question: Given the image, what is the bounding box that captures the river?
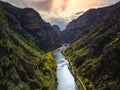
[53,46,78,90]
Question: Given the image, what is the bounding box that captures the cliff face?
[0,1,60,90]
[0,1,62,51]
[52,25,61,36]
[61,7,108,43]
[64,2,120,90]
[19,8,62,51]
[66,8,107,30]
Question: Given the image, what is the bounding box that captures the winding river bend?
[53,47,77,90]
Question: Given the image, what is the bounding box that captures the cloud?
[62,0,69,11]
[25,0,69,14]
[2,0,68,13]
[75,11,84,15]
[65,11,84,22]
[1,0,120,30]
[48,17,68,30]
[1,0,28,7]
[28,0,54,12]
[2,0,56,12]
[50,0,69,14]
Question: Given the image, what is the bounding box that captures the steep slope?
[0,9,54,90]
[52,25,61,36]
[64,2,120,90]
[0,1,62,51]
[61,5,108,43]
[0,1,58,90]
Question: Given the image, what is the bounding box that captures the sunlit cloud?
[1,0,120,30]
[28,0,53,12]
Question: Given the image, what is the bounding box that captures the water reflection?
[53,47,77,90]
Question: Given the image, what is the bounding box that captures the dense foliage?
[0,1,62,51]
[64,2,120,90]
[0,7,57,90]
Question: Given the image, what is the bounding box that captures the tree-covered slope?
[0,1,62,51]
[0,6,56,90]
[64,2,120,90]
[61,2,120,44]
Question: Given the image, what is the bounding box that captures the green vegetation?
[65,26,120,89]
[64,2,120,90]
[0,8,57,90]
[46,52,57,90]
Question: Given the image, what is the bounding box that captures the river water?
[53,47,77,90]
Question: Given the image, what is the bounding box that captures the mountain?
[52,25,61,36]
[61,5,108,43]
[64,2,120,90]
[0,1,58,90]
[0,1,62,51]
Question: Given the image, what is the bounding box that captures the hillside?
[0,0,120,90]
[61,2,119,43]
[0,1,58,90]
[52,25,61,36]
[64,2,120,90]
[0,1,62,51]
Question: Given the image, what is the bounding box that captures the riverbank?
[53,47,77,90]
[62,45,87,90]
[42,53,57,90]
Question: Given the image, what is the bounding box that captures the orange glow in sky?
[1,0,119,30]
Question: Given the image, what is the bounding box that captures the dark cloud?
[1,0,28,7]
[27,0,69,13]
[67,11,84,22]
[1,0,69,30]
[30,0,69,13]
[1,0,54,12]
[75,11,84,15]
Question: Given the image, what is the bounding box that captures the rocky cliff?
[64,2,120,90]
[52,25,61,36]
[0,1,62,51]
[0,1,59,90]
[61,5,108,43]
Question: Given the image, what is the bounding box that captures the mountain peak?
[61,2,120,43]
[0,1,62,51]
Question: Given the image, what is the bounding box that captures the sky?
[1,0,120,30]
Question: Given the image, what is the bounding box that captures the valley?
[0,1,120,90]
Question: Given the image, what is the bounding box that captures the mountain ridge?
[64,1,120,90]
[0,1,59,90]
[61,1,120,43]
[0,1,62,51]
[52,25,61,36]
